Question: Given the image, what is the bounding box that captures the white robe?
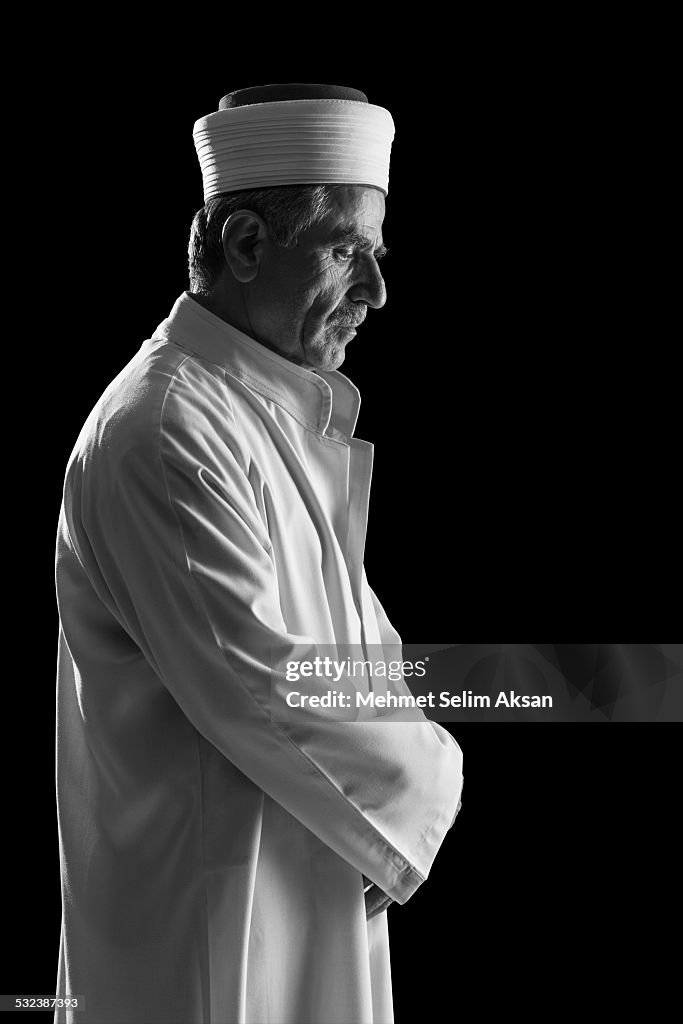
[54,292,464,1024]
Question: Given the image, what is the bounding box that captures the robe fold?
[54,292,464,1024]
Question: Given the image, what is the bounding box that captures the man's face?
[248,185,387,371]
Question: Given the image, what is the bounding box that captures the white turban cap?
[192,83,395,202]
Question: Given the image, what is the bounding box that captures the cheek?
[306,272,348,319]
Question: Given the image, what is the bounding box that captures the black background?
[5,37,678,1021]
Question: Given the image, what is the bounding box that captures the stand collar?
[150,292,362,438]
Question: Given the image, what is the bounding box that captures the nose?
[347,253,387,310]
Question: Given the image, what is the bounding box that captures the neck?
[188,291,315,371]
[189,289,244,331]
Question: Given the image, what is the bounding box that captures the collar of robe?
[149,292,362,439]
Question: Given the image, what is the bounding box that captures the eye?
[333,248,355,263]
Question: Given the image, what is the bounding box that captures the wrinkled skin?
[197,185,388,372]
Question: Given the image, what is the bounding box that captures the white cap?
[193,97,395,201]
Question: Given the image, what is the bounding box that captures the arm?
[73,390,463,905]
[362,582,465,914]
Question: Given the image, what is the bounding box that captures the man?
[55,83,464,1024]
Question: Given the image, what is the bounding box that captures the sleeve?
[77,386,464,906]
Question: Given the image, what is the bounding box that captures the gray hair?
[187,184,340,293]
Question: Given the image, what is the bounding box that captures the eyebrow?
[329,228,387,256]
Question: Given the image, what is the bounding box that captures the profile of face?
[221,185,388,372]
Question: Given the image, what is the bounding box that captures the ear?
[221,210,268,283]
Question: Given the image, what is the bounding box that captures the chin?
[321,349,346,372]
[303,341,346,372]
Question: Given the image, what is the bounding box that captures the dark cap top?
[218,83,369,109]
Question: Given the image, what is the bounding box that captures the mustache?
[330,305,367,327]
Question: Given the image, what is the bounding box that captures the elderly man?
[54,84,463,1024]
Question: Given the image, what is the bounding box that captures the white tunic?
[54,292,464,1024]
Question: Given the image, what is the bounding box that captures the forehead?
[309,185,386,242]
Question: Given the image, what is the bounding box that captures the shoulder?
[65,339,249,488]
